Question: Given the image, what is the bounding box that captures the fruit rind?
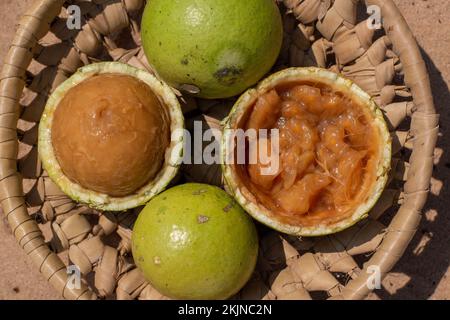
[38,62,184,211]
[221,67,392,236]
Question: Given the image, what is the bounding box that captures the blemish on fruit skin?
[157,206,167,215]
[192,189,208,195]
[181,58,189,65]
[223,201,234,213]
[197,215,209,224]
[153,256,161,265]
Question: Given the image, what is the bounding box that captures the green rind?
[221,67,392,237]
[38,62,184,211]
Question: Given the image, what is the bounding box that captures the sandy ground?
[0,0,448,300]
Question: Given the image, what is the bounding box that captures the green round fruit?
[132,183,259,300]
[141,0,283,99]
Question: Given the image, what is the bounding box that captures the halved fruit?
[38,62,184,211]
[221,67,391,236]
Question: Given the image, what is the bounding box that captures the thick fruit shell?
[221,67,392,236]
[38,62,184,211]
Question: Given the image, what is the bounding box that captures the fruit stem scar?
[153,256,161,265]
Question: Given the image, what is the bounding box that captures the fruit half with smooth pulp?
[141,0,283,99]
[38,62,184,211]
[221,67,391,236]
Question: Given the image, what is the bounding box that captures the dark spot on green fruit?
[181,58,189,65]
[197,215,209,224]
[214,66,242,86]
[159,41,162,46]
[192,188,208,195]
[223,201,235,213]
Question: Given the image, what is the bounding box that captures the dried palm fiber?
[0,0,438,300]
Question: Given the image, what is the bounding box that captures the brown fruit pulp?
[51,74,170,197]
[235,82,381,227]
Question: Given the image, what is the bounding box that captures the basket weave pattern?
[0,0,438,300]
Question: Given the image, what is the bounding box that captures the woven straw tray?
[0,0,439,300]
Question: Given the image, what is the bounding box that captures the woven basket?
[0,0,438,300]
